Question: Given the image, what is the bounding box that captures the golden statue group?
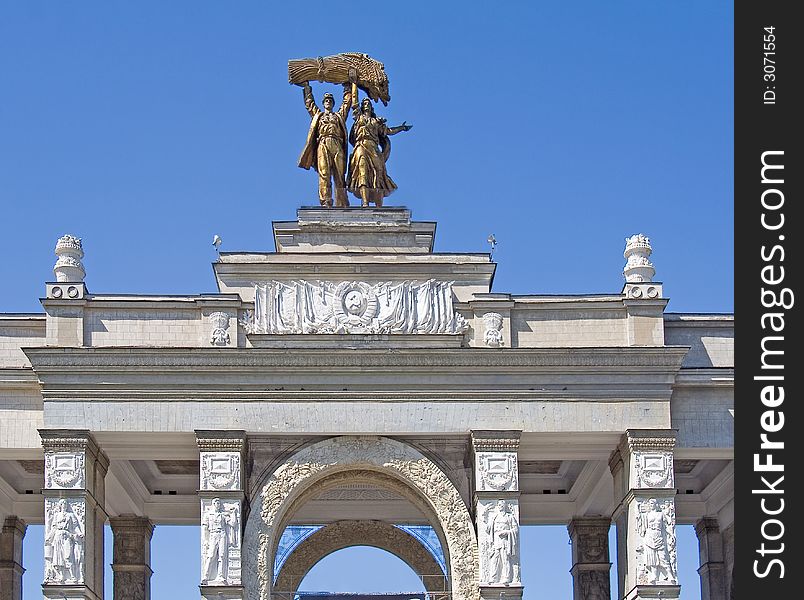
[289,53,412,207]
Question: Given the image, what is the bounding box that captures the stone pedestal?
[197,431,246,600]
[40,430,108,600]
[609,430,679,600]
[695,518,726,600]
[472,431,523,600]
[110,516,154,600]
[0,517,27,600]
[568,517,611,600]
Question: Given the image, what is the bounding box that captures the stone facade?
[0,210,734,600]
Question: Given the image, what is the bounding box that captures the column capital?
[568,516,612,540]
[1,516,27,537]
[471,430,521,452]
[195,430,247,454]
[621,429,676,454]
[109,516,154,538]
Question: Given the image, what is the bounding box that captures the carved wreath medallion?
[45,452,85,489]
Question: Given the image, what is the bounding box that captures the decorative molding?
[471,431,521,453]
[626,431,676,453]
[251,280,468,335]
[197,435,247,454]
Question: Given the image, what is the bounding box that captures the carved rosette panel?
[44,497,86,584]
[633,497,678,586]
[44,452,86,489]
[201,452,241,491]
[476,498,521,586]
[242,436,480,600]
[475,452,518,492]
[631,451,674,490]
[201,498,242,586]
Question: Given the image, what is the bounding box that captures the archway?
[275,520,445,593]
[243,436,480,600]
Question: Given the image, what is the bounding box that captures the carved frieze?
[44,497,85,584]
[475,452,518,492]
[477,498,520,586]
[251,279,468,335]
[634,497,678,586]
[44,452,85,489]
[201,498,242,586]
[200,452,241,491]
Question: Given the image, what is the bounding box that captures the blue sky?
[2,1,732,598]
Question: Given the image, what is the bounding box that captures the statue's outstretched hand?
[401,121,413,132]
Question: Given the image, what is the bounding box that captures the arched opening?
[274,520,446,594]
[243,436,479,600]
[298,546,427,594]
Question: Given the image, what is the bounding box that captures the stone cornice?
[24,346,689,370]
[24,347,688,401]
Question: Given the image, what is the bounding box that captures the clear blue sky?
[3,1,731,598]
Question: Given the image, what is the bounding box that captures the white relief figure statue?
[482,312,504,347]
[636,498,677,584]
[201,498,239,585]
[45,499,84,583]
[486,500,519,585]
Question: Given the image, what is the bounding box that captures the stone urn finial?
[53,235,85,283]
[623,234,655,283]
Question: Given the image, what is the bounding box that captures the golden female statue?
[347,92,412,207]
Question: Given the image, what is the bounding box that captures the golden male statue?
[297,82,352,207]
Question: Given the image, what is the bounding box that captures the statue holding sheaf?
[290,53,412,207]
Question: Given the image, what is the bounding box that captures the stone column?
[0,517,27,600]
[197,431,246,600]
[40,429,109,600]
[110,516,154,600]
[608,430,679,600]
[471,430,523,600]
[721,524,734,600]
[695,518,726,600]
[568,517,611,600]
